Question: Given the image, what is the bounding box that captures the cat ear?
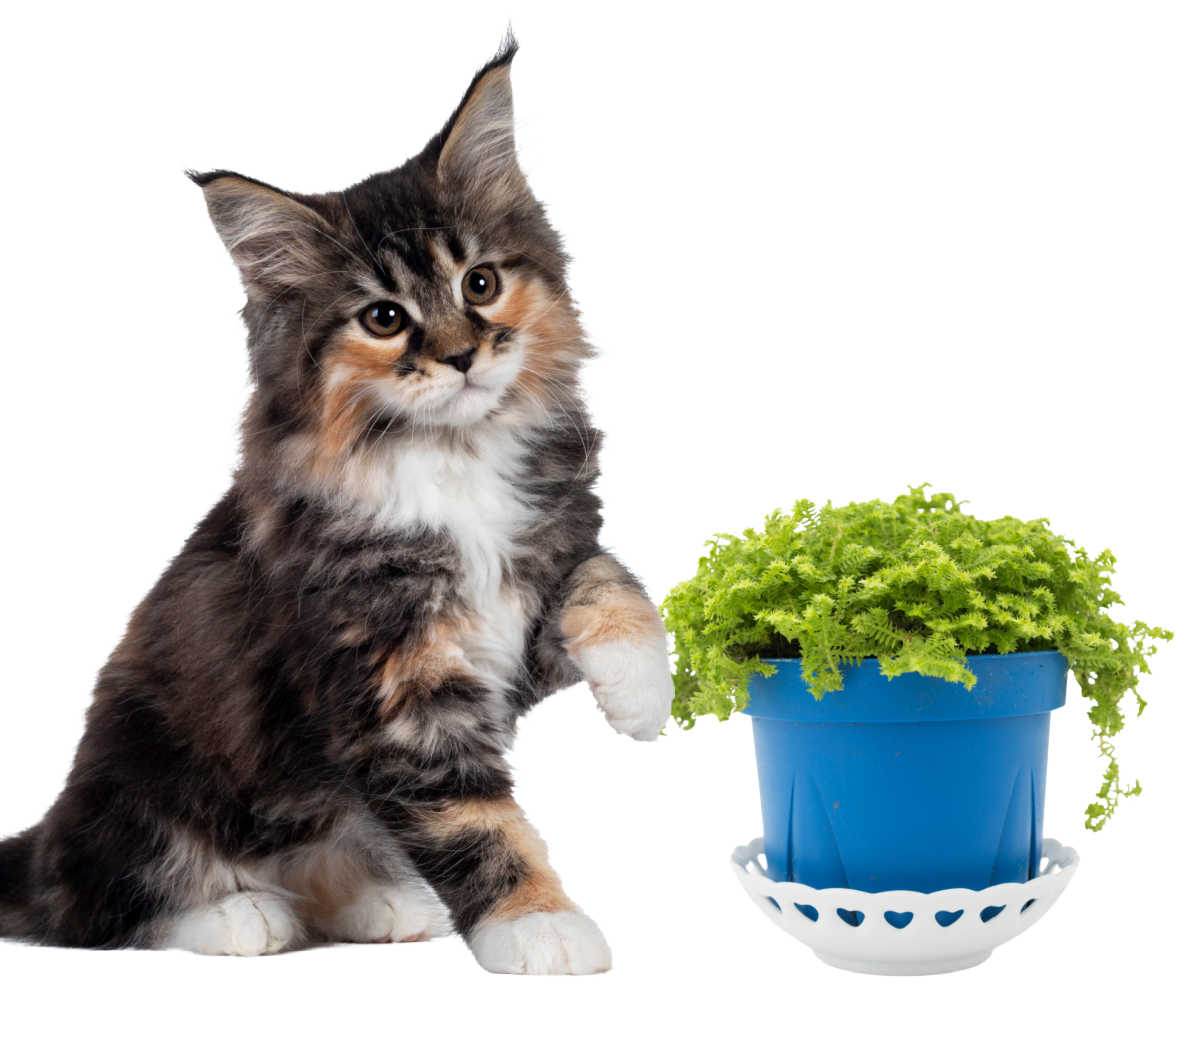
[189,171,337,296]
[435,38,530,208]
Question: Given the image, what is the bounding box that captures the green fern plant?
[662,485,1172,830]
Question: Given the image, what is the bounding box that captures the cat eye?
[359,301,408,338]
[462,265,500,306]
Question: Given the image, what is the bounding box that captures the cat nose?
[438,348,477,374]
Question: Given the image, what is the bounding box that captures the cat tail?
[0,828,39,940]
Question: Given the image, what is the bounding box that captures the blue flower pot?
[745,650,1068,893]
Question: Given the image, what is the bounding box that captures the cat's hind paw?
[321,882,450,944]
[162,891,301,956]
[467,910,612,975]
[578,638,674,742]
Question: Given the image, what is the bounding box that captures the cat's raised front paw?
[467,910,612,975]
[577,638,674,741]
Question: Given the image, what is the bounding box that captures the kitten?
[0,40,673,974]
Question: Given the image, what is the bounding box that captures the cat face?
[312,217,567,437]
[194,41,586,454]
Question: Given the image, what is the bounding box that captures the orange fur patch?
[495,278,587,409]
[418,797,573,923]
[281,843,372,930]
[315,333,411,466]
[486,816,573,922]
[376,623,474,718]
[561,557,664,653]
[415,796,523,836]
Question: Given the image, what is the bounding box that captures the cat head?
[193,38,587,462]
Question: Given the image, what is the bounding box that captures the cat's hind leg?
[277,823,450,945]
[160,890,302,956]
[148,827,314,955]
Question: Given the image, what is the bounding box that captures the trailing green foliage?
[661,486,1172,830]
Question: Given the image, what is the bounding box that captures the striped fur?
[0,38,670,973]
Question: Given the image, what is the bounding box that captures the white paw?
[467,910,612,975]
[163,891,300,956]
[323,883,450,944]
[575,637,674,741]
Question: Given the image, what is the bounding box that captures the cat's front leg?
[442,797,611,976]
[374,790,611,974]
[558,553,673,741]
[366,671,611,975]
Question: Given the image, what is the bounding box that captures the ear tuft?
[493,25,518,68]
[191,172,337,296]
[186,168,238,187]
[436,36,529,207]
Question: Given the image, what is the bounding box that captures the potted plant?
[663,486,1170,905]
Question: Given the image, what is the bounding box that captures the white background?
[0,1,1195,1033]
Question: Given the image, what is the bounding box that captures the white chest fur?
[361,427,534,687]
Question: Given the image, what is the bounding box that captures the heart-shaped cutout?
[836,908,864,927]
[935,909,964,927]
[884,910,913,929]
[980,905,1006,923]
[794,903,819,922]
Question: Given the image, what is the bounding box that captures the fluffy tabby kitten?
[0,41,673,973]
